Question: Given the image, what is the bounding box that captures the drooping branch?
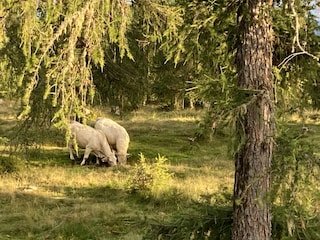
[15,0,134,126]
[278,0,319,69]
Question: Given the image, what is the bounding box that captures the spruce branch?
[278,0,319,69]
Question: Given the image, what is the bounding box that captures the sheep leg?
[68,141,75,160]
[91,150,102,165]
[68,138,80,162]
[95,157,100,165]
[80,147,91,166]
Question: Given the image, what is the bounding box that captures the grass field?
[1,102,320,239]
[0,103,236,239]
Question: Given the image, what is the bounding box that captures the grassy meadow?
[0,103,235,240]
[1,102,320,239]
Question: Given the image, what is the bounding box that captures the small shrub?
[128,153,173,197]
[0,156,20,174]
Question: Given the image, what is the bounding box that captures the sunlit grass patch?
[129,105,204,121]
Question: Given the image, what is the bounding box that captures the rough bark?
[232,1,274,239]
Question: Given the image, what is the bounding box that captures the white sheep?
[68,121,117,166]
[94,117,130,165]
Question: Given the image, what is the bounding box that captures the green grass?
[0,103,235,239]
[1,102,320,239]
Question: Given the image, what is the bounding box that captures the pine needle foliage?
[135,0,184,49]
[271,125,320,239]
[1,0,134,127]
[273,1,320,112]
[0,0,189,129]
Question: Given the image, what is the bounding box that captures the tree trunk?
[232,1,274,240]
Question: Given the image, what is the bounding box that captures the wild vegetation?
[1,0,320,239]
[0,102,235,239]
[1,102,320,239]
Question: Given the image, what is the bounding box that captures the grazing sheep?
[94,117,130,165]
[68,121,117,166]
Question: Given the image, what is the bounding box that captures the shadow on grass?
[0,185,147,239]
[144,204,233,240]
[0,181,234,240]
[141,188,233,240]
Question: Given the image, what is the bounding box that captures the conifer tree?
[232,1,273,238]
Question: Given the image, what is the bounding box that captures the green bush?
[128,153,173,197]
[0,156,20,174]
